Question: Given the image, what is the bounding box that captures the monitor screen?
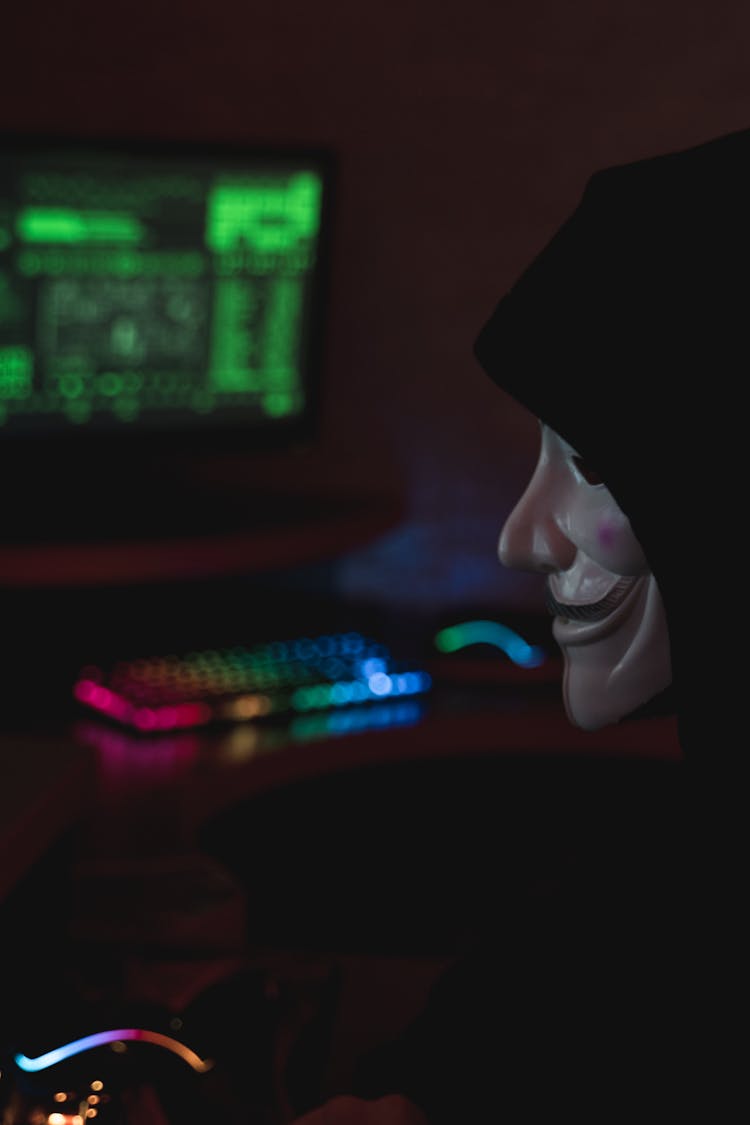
[0,134,333,446]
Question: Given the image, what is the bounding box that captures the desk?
[0,667,683,949]
[0,678,681,892]
[66,693,682,958]
[68,687,681,847]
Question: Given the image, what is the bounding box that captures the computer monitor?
[0,132,335,542]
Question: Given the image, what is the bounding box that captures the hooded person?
[293,129,746,1124]
[474,126,748,770]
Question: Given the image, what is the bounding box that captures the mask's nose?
[499,484,576,575]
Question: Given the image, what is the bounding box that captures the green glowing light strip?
[16,207,145,244]
[434,620,546,668]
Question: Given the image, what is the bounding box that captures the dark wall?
[4,1,750,612]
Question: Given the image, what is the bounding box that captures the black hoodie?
[474,127,750,767]
[352,129,747,1122]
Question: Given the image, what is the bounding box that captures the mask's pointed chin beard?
[560,652,610,732]
[552,573,672,732]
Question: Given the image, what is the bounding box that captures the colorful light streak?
[14,1029,212,1074]
[434,620,546,668]
[74,678,212,730]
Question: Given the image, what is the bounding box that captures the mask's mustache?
[545,576,636,622]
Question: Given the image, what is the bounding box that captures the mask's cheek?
[575,504,650,577]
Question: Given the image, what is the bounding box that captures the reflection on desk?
[72,693,681,849]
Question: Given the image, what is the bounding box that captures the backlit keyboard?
[74,632,432,733]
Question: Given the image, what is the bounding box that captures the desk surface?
[66,699,683,956]
[70,696,682,854]
[0,665,683,886]
[0,691,683,965]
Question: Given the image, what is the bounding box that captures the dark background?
[5,0,750,612]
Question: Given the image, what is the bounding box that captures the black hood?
[475,128,750,763]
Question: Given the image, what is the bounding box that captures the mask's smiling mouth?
[545,576,637,623]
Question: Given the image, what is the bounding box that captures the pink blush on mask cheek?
[597,519,619,551]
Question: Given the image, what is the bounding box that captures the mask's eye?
[572,455,604,487]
